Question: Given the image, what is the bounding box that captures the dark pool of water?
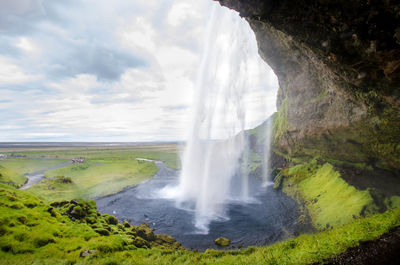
[96,161,301,250]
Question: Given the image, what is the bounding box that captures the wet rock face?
[216,0,400,170]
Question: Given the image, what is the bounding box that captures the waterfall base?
[96,161,304,250]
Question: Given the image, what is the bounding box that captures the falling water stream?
[96,3,302,250]
[159,3,260,233]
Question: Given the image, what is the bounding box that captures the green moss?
[273,96,289,141]
[306,90,328,104]
[28,159,157,202]
[214,237,230,246]
[273,172,283,189]
[282,160,376,230]
[2,204,398,264]
[0,166,27,188]
[1,174,399,264]
[388,196,400,208]
[103,214,118,225]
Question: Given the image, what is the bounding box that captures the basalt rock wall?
[216,0,400,171]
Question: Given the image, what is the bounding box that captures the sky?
[0,0,278,142]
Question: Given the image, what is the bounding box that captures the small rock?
[80,249,97,257]
[214,237,230,246]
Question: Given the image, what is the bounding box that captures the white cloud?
[15,37,40,53]
[0,56,42,85]
[0,0,278,142]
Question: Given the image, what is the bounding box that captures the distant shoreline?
[0,142,181,149]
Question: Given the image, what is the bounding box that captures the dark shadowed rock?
[216,0,400,172]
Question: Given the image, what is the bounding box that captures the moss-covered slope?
[1,181,399,264]
[0,183,181,264]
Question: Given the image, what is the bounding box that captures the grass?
[281,159,376,230]
[1,144,180,170]
[0,183,180,265]
[0,182,399,265]
[0,158,68,175]
[0,144,180,202]
[28,159,158,202]
[0,166,26,187]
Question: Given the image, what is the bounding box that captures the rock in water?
[215,237,230,246]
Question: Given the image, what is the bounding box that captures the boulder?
[214,237,230,246]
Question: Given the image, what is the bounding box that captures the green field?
[0,144,180,169]
[29,159,157,202]
[0,158,68,175]
[0,144,180,202]
[0,166,26,188]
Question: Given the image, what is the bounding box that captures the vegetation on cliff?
[277,159,377,230]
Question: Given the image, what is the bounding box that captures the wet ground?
[96,161,302,250]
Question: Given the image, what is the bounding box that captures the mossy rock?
[123,220,131,228]
[103,214,118,225]
[95,229,110,236]
[132,236,149,248]
[214,237,230,246]
[85,216,97,224]
[70,205,85,219]
[155,234,177,245]
[136,223,155,241]
[33,236,55,247]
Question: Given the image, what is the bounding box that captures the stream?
[96,160,302,250]
[20,160,73,190]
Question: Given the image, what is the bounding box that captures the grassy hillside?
[276,159,376,230]
[28,159,157,202]
[0,166,27,188]
[0,182,399,264]
[248,116,399,232]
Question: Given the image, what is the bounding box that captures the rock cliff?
[216,0,400,172]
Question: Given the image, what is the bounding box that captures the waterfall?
[158,2,278,234]
[176,5,250,233]
[262,118,273,186]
